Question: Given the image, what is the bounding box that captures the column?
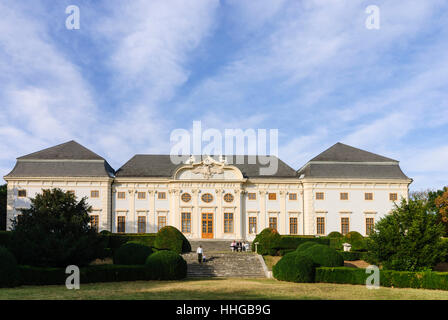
[128,189,135,233]
[279,190,286,235]
[216,188,223,239]
[148,190,155,233]
[259,189,266,231]
[192,189,199,238]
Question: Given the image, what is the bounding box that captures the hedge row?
[337,251,363,261]
[0,231,11,248]
[315,267,448,290]
[101,233,157,253]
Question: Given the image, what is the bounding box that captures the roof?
[115,155,298,178]
[310,142,398,162]
[5,141,115,178]
[18,140,104,160]
[297,142,410,180]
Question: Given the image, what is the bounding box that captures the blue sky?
[0,0,447,191]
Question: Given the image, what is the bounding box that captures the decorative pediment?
[174,156,243,181]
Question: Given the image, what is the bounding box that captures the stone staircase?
[183,241,267,278]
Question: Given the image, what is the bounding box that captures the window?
[223,193,234,203]
[137,192,146,200]
[117,216,126,233]
[181,193,191,202]
[289,217,298,234]
[249,217,257,234]
[90,190,99,198]
[316,217,325,235]
[90,215,99,232]
[248,193,256,200]
[340,192,349,200]
[137,216,146,233]
[316,192,324,200]
[224,213,234,233]
[158,216,166,231]
[341,217,350,235]
[17,190,27,198]
[269,217,277,230]
[201,193,213,203]
[268,193,277,200]
[117,192,126,199]
[181,212,191,233]
[366,217,375,236]
[389,193,398,201]
[365,192,373,200]
[289,193,297,200]
[158,192,166,200]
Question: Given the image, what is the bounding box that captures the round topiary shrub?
[327,231,343,238]
[344,231,363,241]
[252,228,281,255]
[273,252,315,283]
[113,241,153,265]
[145,250,187,280]
[154,226,191,254]
[0,246,20,288]
[296,241,319,252]
[298,244,344,267]
[343,231,366,251]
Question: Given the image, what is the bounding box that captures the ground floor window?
[224,213,234,233]
[181,212,191,233]
[316,217,325,235]
[341,217,350,235]
[366,217,375,235]
[137,216,146,233]
[117,216,126,233]
[90,215,99,232]
[249,217,257,234]
[158,216,166,231]
[269,217,277,231]
[289,217,298,234]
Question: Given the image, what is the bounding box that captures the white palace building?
[4,141,412,240]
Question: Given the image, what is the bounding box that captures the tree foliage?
[9,188,105,267]
[0,184,6,231]
[367,198,446,271]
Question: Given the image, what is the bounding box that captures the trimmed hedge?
[18,264,154,286]
[315,267,448,290]
[296,241,320,253]
[113,242,153,265]
[337,251,362,261]
[327,231,343,238]
[0,246,20,287]
[145,250,187,280]
[298,244,344,267]
[273,252,315,283]
[103,233,157,253]
[154,226,191,254]
[252,228,281,255]
[278,236,330,251]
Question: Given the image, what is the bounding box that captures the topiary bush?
[342,231,367,251]
[298,244,344,267]
[273,252,315,283]
[252,228,282,255]
[145,250,187,280]
[0,246,20,288]
[296,241,319,252]
[113,241,153,265]
[328,231,343,238]
[154,226,191,254]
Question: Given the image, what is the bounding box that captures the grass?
[263,256,282,271]
[2,278,448,300]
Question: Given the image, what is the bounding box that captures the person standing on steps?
[197,245,203,264]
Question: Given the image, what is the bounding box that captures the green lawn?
[2,278,448,300]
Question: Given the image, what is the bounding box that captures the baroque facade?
[4,141,412,240]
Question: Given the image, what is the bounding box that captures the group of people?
[230,240,250,252]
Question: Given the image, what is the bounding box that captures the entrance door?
[201,213,213,239]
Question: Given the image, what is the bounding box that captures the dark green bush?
[327,231,343,238]
[252,228,282,255]
[298,244,344,267]
[296,241,319,253]
[278,236,329,251]
[342,231,367,251]
[315,267,448,290]
[273,252,315,283]
[0,246,20,287]
[154,226,191,254]
[113,242,153,265]
[106,233,156,254]
[145,250,187,280]
[278,249,295,256]
[337,251,362,261]
[0,231,11,248]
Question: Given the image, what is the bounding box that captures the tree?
[367,198,446,271]
[0,184,6,231]
[430,187,448,235]
[9,188,105,267]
